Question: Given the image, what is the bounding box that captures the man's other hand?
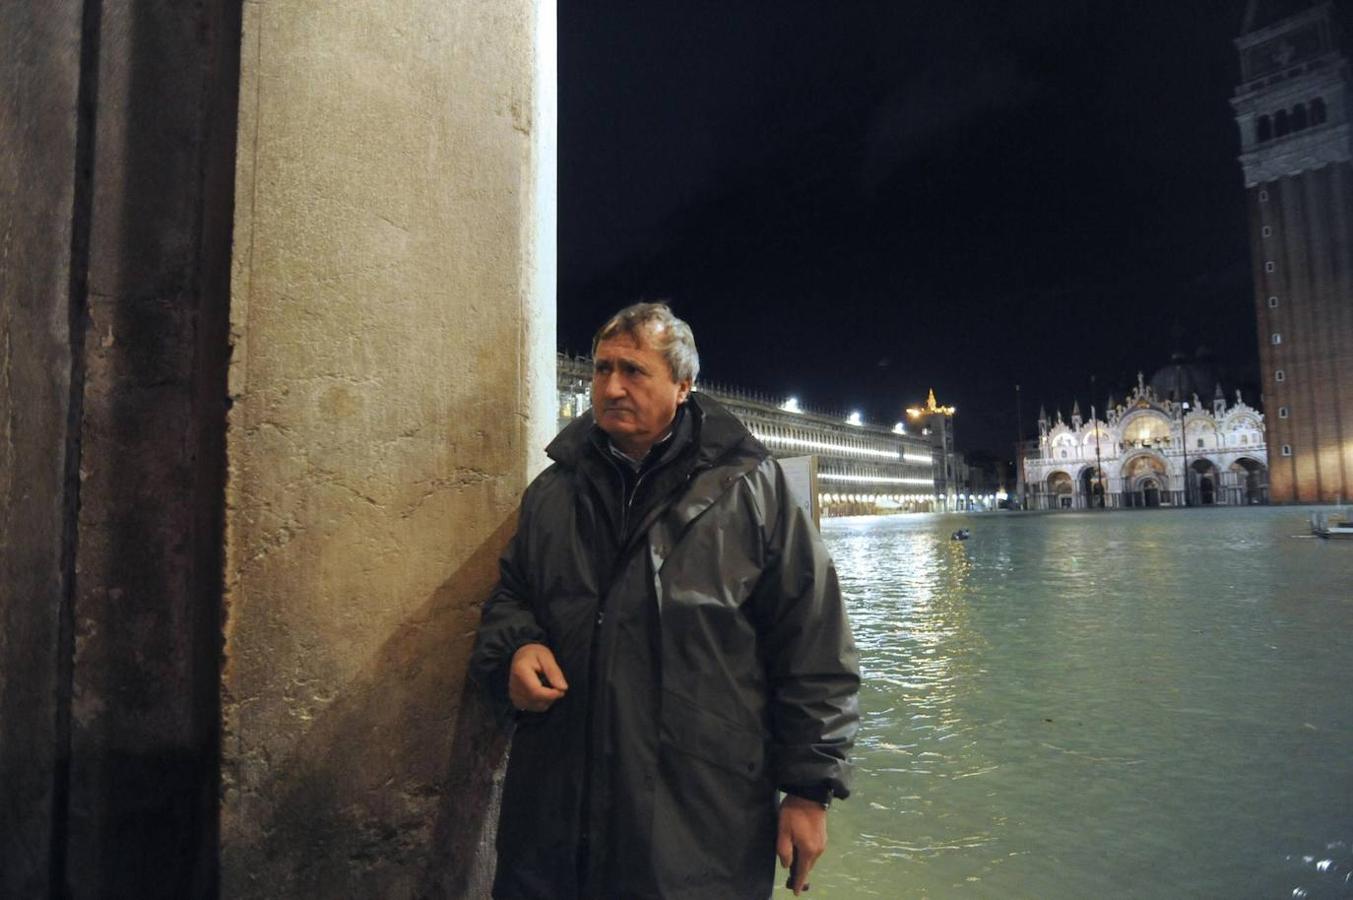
[777,794,828,895]
[508,643,568,713]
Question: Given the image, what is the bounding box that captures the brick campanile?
[1231,1,1353,503]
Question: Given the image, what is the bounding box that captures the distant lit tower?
[1231,0,1353,503]
[907,389,958,507]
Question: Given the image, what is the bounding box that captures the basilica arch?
[1228,457,1269,505]
[1120,451,1169,507]
[1046,470,1074,508]
[1189,457,1220,505]
[1118,408,1173,449]
[1078,464,1107,508]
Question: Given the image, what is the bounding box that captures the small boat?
[1310,511,1353,540]
[951,528,970,541]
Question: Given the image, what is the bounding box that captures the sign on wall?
[779,454,820,530]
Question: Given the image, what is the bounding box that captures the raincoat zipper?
[578,454,651,890]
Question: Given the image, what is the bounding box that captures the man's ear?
[676,379,693,404]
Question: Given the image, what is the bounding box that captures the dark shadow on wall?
[423,675,512,898]
[221,514,517,899]
[56,0,240,896]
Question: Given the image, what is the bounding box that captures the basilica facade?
[1024,374,1269,509]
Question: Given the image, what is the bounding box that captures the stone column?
[3,1,241,895]
[221,1,556,896]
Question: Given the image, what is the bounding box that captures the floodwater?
[809,507,1353,899]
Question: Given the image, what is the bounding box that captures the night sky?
[558,1,1297,453]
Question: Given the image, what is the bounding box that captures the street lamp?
[1091,374,1106,508]
[1177,363,1190,507]
[1015,384,1025,510]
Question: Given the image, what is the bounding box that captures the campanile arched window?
[1257,114,1272,142]
[1275,108,1290,137]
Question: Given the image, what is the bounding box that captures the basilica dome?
[1147,351,1222,405]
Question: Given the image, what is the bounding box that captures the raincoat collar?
[545,392,769,470]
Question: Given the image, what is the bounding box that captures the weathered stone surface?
[63,0,241,894]
[0,5,85,897]
[2,0,241,895]
[3,0,552,892]
[222,1,555,896]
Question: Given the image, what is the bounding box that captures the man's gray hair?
[592,302,701,384]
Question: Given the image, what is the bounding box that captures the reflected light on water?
[813,509,1353,899]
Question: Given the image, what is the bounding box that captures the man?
[471,302,859,899]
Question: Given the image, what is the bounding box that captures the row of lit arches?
[1037,456,1267,508]
[1255,97,1327,142]
[746,415,904,462]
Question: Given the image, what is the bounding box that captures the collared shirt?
[601,406,690,520]
[606,423,678,473]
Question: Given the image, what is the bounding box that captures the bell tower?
[1231,1,1353,502]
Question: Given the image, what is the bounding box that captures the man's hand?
[777,794,828,895]
[508,643,568,713]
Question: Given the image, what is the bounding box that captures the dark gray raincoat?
[470,393,859,899]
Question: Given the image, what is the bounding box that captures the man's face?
[591,328,692,457]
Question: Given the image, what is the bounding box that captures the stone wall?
[2,0,552,895]
[2,1,241,895]
[221,1,555,896]
[1248,163,1353,503]
[0,4,86,895]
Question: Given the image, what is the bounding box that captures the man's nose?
[599,372,626,399]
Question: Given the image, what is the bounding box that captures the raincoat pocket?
[658,687,766,781]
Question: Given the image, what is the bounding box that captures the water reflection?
[815,509,1353,898]
[1285,839,1353,899]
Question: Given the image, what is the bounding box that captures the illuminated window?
[1272,333,1282,345]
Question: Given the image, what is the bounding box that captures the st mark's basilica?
[1023,363,1269,509]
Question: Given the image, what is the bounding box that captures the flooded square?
[813,508,1353,898]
